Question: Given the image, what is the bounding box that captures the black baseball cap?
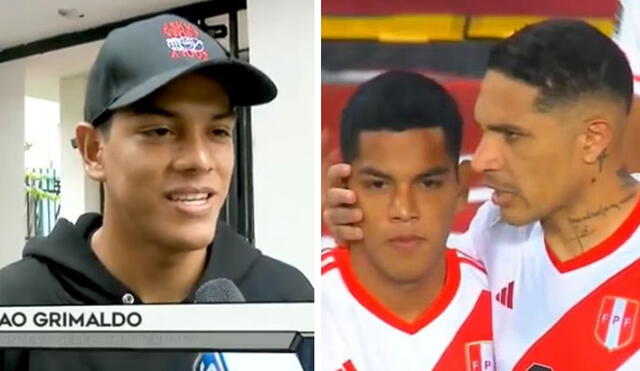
[84,14,277,125]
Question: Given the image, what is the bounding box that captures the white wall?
[0,60,27,265]
[24,97,61,169]
[247,0,315,282]
[59,74,101,223]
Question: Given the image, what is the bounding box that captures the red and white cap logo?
[163,21,209,61]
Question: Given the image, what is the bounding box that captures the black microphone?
[192,279,245,371]
[192,279,313,371]
[194,278,246,303]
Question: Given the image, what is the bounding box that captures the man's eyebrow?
[358,166,392,180]
[129,103,235,122]
[486,123,528,134]
[213,110,236,120]
[357,165,451,182]
[417,166,450,178]
[130,102,176,118]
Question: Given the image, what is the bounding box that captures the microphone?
[192,280,312,371]
[194,278,246,303]
[193,279,244,371]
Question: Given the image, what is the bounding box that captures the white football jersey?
[321,247,493,371]
[615,0,640,95]
[457,195,640,370]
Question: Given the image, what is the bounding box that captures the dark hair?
[340,70,463,164]
[487,19,633,112]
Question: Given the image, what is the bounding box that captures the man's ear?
[581,118,613,169]
[75,122,106,182]
[456,160,471,213]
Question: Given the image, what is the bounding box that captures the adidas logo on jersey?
[495,281,515,309]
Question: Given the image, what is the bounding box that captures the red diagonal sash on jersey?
[513,256,640,370]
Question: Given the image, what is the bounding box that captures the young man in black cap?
[0,14,312,370]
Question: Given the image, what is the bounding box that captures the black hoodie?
[0,213,314,370]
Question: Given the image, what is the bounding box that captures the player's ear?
[455,160,471,213]
[581,117,613,169]
[76,122,106,182]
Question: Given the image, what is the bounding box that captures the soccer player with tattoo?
[325,20,640,370]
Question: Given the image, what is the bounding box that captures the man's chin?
[158,223,217,252]
[499,207,536,227]
[167,235,215,252]
[383,266,433,285]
